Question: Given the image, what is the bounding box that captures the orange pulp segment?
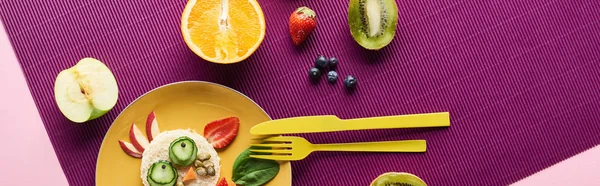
[181,0,266,64]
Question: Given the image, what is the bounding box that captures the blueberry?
[315,55,329,69]
[309,67,322,80]
[327,71,338,83]
[344,75,357,89]
[328,57,338,70]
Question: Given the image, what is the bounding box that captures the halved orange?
[181,0,266,64]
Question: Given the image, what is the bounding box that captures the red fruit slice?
[145,111,160,142]
[216,177,229,186]
[129,123,149,152]
[118,140,142,158]
[203,117,239,149]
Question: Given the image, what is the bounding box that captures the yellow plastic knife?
[250,112,450,135]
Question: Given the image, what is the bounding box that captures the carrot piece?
[182,167,196,183]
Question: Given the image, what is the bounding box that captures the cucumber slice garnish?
[147,160,177,186]
[168,136,198,166]
[148,176,176,186]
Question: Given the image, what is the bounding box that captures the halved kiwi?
[370,172,427,186]
[347,0,399,50]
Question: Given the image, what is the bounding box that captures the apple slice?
[145,111,161,142]
[118,140,142,158]
[129,123,149,152]
[53,58,119,123]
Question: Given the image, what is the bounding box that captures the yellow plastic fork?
[249,136,426,161]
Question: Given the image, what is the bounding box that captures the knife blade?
[249,112,450,135]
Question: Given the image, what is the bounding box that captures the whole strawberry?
[289,6,317,45]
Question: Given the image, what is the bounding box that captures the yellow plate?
[96,81,292,185]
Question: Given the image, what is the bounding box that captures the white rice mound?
[140,129,221,186]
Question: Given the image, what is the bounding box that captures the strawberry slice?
[216,177,229,186]
[204,117,239,149]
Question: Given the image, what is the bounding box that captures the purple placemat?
[2,0,600,185]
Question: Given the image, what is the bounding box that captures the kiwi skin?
[347,0,399,50]
[370,172,427,186]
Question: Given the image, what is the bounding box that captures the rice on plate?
[140,129,221,186]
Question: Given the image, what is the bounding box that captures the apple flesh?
[53,58,119,123]
[118,140,142,158]
[129,123,149,152]
[145,111,161,142]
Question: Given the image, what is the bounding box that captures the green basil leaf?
[232,147,280,186]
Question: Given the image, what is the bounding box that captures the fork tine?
[249,149,291,154]
[260,136,293,142]
[250,143,292,148]
[249,154,297,161]
[250,134,278,139]
[250,137,272,141]
[250,135,287,141]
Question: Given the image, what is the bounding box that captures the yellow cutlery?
[249,136,426,161]
[250,112,450,136]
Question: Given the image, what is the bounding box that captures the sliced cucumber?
[147,160,177,186]
[168,136,198,166]
[148,176,176,186]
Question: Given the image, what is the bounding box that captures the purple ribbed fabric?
[2,0,600,185]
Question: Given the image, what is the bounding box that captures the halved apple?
[118,140,142,158]
[53,58,119,123]
[129,123,149,152]
[145,111,161,142]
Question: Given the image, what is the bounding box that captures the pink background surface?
[0,20,598,185]
[0,22,68,185]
